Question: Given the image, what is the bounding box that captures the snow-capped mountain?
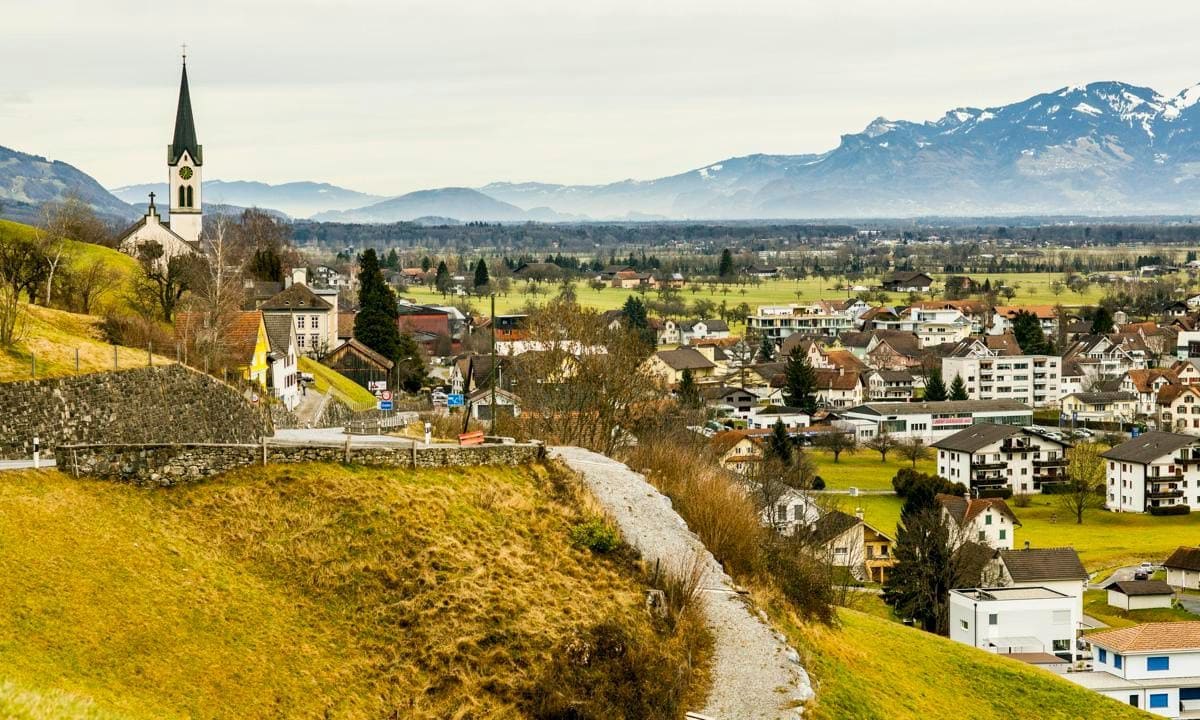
[477,81,1200,218]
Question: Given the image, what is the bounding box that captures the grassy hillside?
[777,606,1147,720]
[299,356,378,409]
[0,219,139,306]
[0,463,676,719]
[0,304,173,381]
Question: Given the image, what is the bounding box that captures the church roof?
[169,62,202,165]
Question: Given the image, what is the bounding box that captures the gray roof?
[999,548,1088,582]
[932,423,1023,453]
[262,314,295,355]
[845,399,1032,417]
[1104,580,1174,596]
[1065,391,1135,404]
[1102,431,1198,465]
[1165,547,1200,572]
[757,405,808,415]
[656,348,717,371]
[260,283,333,312]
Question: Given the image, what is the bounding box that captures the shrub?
[645,554,707,632]
[527,616,703,720]
[763,535,836,624]
[892,467,961,499]
[1012,493,1033,508]
[977,487,1013,499]
[1038,482,1073,495]
[569,518,621,554]
[812,476,826,491]
[1150,504,1191,516]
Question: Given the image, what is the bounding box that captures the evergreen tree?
[434,260,450,295]
[473,258,491,290]
[420,256,432,272]
[1091,306,1115,334]
[385,248,400,269]
[923,369,947,401]
[767,419,793,465]
[783,347,818,414]
[394,331,428,393]
[757,335,775,362]
[718,248,734,278]
[354,249,402,363]
[948,373,969,401]
[678,368,700,407]
[248,247,283,282]
[622,295,649,330]
[1011,309,1051,354]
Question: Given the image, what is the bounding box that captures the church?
[117,57,204,261]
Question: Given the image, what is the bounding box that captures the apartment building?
[837,400,1034,443]
[1102,431,1200,513]
[942,353,1062,408]
[746,301,860,341]
[933,423,1071,496]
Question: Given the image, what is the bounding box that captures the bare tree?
[131,241,201,322]
[1059,442,1106,524]
[814,427,859,463]
[896,436,932,468]
[865,430,898,463]
[68,258,121,314]
[0,284,25,347]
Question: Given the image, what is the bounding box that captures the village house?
[936,494,1022,550]
[746,405,811,430]
[746,302,857,341]
[863,330,927,371]
[989,305,1059,337]
[702,385,758,414]
[880,271,933,292]
[837,400,1034,442]
[262,314,300,410]
[1071,621,1200,717]
[804,508,896,583]
[812,368,865,408]
[873,306,973,347]
[1060,391,1138,424]
[983,546,1089,659]
[1122,369,1183,419]
[710,430,763,473]
[1104,580,1174,612]
[1103,431,1200,513]
[678,319,731,345]
[1156,384,1200,434]
[645,347,720,386]
[324,338,394,391]
[260,282,338,357]
[865,368,921,400]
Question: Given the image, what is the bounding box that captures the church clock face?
[179,166,193,180]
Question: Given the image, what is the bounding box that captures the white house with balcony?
[1069,622,1200,717]
[1102,431,1200,513]
[745,302,858,341]
[942,353,1062,409]
[872,306,972,348]
[949,587,1078,663]
[933,424,1072,496]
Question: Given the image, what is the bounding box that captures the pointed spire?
[169,56,201,165]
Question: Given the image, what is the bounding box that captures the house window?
[310,315,320,327]
[297,334,306,348]
[960,619,969,631]
[978,531,986,541]
[1115,654,1123,669]
[999,529,1007,541]
[1052,639,1070,651]
[776,504,787,522]
[1098,648,1107,663]
[297,317,305,329]
[310,334,320,349]
[1150,694,1169,709]
[1147,656,1170,671]
[988,613,998,625]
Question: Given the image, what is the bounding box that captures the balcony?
[1033,457,1069,468]
[972,460,1007,471]
[1148,488,1185,500]
[971,476,1008,489]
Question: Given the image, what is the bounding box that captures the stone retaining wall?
[55,441,545,487]
[0,365,272,459]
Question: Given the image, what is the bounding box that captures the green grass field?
[400,270,1109,318]
[298,356,378,410]
[776,606,1146,720]
[810,449,935,491]
[1082,589,1200,630]
[0,463,661,719]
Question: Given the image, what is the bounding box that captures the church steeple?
[168,57,202,166]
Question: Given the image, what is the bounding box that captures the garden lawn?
[1082,589,1200,631]
[810,450,935,491]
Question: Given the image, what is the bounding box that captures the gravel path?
[551,447,813,720]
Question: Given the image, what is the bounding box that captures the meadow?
[0,463,669,719]
[399,270,1109,318]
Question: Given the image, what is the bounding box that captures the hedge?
[1150,504,1191,516]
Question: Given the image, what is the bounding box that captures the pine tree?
[473,258,490,290]
[354,249,402,364]
[1091,306,1114,334]
[948,373,969,401]
[757,335,775,362]
[923,369,947,401]
[783,347,818,414]
[678,368,700,407]
[1011,309,1051,354]
[767,418,793,466]
[718,248,734,279]
[434,260,450,295]
[622,295,648,330]
[420,256,432,272]
[385,248,400,269]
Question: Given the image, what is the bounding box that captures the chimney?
[855,507,864,520]
[290,267,308,288]
[1024,540,1031,550]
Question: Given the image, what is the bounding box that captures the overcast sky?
[4,0,1200,195]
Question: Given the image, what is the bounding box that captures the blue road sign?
[378,400,393,411]
[1132,427,1141,438]
[447,393,465,407]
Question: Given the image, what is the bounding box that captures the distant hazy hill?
[313,187,534,223]
[112,179,384,219]
[0,145,135,221]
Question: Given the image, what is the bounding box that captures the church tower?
[167,55,202,246]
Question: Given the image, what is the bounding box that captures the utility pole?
[490,292,498,435]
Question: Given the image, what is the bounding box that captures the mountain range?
[8,80,1200,224]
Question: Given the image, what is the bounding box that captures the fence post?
[30,354,35,379]
[75,348,80,374]
[113,345,118,370]
[148,341,152,367]
[261,435,268,466]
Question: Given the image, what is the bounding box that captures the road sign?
[381,390,393,401]
[447,393,465,407]
[378,400,393,411]
[1132,427,1141,438]
[368,380,387,392]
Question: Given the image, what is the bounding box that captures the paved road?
[551,446,812,720]
[0,458,56,471]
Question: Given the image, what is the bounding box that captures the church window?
[186,186,194,207]
[179,185,186,207]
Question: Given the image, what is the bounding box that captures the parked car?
[1134,571,1149,581]
[1139,561,1156,572]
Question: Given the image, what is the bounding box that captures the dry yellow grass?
[0,463,672,719]
[0,304,174,381]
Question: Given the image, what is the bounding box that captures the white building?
[837,400,1034,443]
[1165,548,1200,591]
[873,306,972,347]
[1104,581,1174,612]
[678,319,731,346]
[260,282,339,357]
[941,353,1062,409]
[262,315,300,411]
[746,302,858,341]
[933,424,1071,496]
[1070,621,1200,717]
[1102,431,1200,513]
[746,405,810,430]
[936,494,1021,550]
[117,59,203,262]
[949,587,1078,662]
[985,546,1089,659]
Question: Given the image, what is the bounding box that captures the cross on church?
[148,191,156,206]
